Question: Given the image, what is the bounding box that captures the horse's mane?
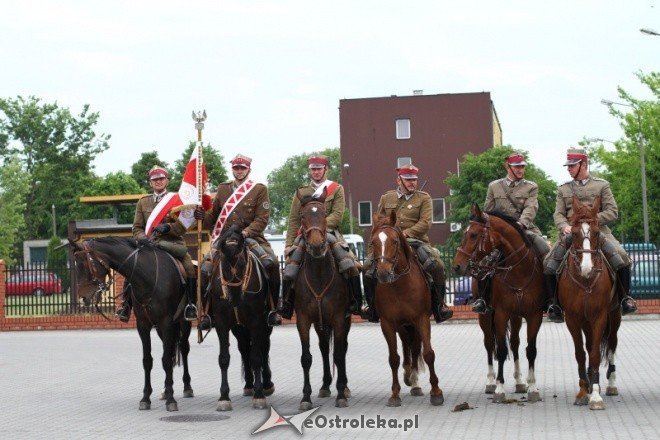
[470,210,532,247]
[91,236,141,249]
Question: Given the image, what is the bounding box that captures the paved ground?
[1,316,659,440]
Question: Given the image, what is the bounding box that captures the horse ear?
[591,195,601,215]
[471,203,483,219]
[389,209,397,226]
[68,238,82,251]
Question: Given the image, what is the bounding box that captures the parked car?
[631,258,659,298]
[5,271,62,296]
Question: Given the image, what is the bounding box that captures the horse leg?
[400,327,413,387]
[316,323,333,398]
[492,311,509,403]
[479,315,496,394]
[161,323,179,411]
[333,320,350,408]
[418,318,443,406]
[524,312,543,403]
[510,315,526,393]
[179,322,194,398]
[381,320,402,407]
[262,326,275,396]
[137,322,153,410]
[250,322,268,410]
[234,326,254,396]
[606,310,621,396]
[565,314,589,405]
[408,328,424,397]
[215,322,232,411]
[588,315,608,410]
[298,318,314,411]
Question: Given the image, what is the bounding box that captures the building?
[339,91,502,244]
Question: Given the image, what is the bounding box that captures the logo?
[252,405,320,435]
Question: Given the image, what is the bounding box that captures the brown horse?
[559,195,621,410]
[453,205,544,403]
[370,211,444,407]
[294,188,352,410]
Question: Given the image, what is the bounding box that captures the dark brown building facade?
[339,92,502,245]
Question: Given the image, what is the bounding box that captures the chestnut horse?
[559,195,621,410]
[370,211,444,407]
[453,205,544,403]
[293,188,352,410]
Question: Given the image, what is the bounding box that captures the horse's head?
[371,211,409,283]
[70,239,112,306]
[298,188,328,258]
[453,203,496,276]
[215,224,248,306]
[569,195,601,278]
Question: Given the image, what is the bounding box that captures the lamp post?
[640,28,660,36]
[51,204,57,237]
[343,163,354,235]
[600,99,649,243]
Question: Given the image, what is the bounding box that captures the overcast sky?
[1,1,658,185]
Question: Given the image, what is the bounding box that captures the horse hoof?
[492,393,506,403]
[430,394,444,406]
[589,400,606,410]
[606,386,618,396]
[527,391,541,403]
[299,401,313,411]
[166,402,179,412]
[485,384,496,394]
[139,401,151,410]
[216,400,233,412]
[387,397,401,407]
[183,389,194,398]
[318,389,331,398]
[515,384,528,393]
[344,388,352,399]
[335,398,348,408]
[243,388,254,396]
[253,398,268,410]
[574,395,589,406]
[410,387,424,397]
[263,386,275,397]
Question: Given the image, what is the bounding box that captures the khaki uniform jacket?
[202,181,272,251]
[376,190,432,245]
[285,183,345,247]
[484,178,542,235]
[132,193,188,246]
[553,177,617,235]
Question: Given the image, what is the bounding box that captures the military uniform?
[285,183,346,247]
[485,178,542,234]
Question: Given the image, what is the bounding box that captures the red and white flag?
[145,145,212,236]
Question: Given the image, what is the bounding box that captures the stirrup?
[267,311,282,327]
[434,306,453,324]
[360,306,379,323]
[184,304,198,321]
[115,306,131,323]
[279,302,294,320]
[621,297,638,315]
[198,315,212,331]
[471,299,492,315]
[547,305,564,323]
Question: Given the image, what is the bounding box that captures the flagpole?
[193,110,207,343]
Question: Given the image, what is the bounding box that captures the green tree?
[591,71,660,243]
[445,145,557,247]
[170,141,227,193]
[0,154,30,264]
[131,151,169,192]
[0,96,110,240]
[47,235,69,293]
[78,172,143,224]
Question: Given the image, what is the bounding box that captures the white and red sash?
[210,179,257,243]
[312,180,339,198]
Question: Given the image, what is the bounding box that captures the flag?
[145,145,212,236]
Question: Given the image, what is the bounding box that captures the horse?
[370,211,444,407]
[205,224,274,411]
[293,188,352,410]
[70,237,193,412]
[558,195,621,410]
[452,204,544,403]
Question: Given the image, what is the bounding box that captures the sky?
[1,0,658,185]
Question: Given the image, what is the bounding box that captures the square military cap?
[148,165,169,180]
[564,147,588,166]
[397,164,419,179]
[308,155,330,169]
[230,154,252,168]
[506,153,527,166]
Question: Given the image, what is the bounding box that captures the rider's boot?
[184,278,198,321]
[616,266,637,315]
[471,277,493,315]
[430,266,453,323]
[361,276,379,323]
[545,273,564,323]
[278,279,295,320]
[115,283,133,323]
[347,274,364,316]
[266,263,283,326]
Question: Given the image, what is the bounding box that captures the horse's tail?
[172,321,183,367]
[402,325,426,374]
[492,319,511,360]
[600,313,614,366]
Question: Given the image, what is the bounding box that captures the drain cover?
[160,414,230,423]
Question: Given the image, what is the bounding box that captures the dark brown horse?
[294,188,352,410]
[206,225,274,411]
[71,237,193,412]
[453,205,544,403]
[370,211,444,407]
[559,195,621,410]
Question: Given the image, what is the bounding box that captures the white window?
[396,118,410,139]
[397,157,412,168]
[432,198,446,224]
[358,201,372,226]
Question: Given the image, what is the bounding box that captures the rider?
[361,164,453,324]
[194,154,282,328]
[472,152,552,315]
[116,165,198,322]
[543,148,638,322]
[278,154,364,319]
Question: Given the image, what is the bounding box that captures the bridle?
[301,200,328,257]
[373,225,411,283]
[566,218,604,293]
